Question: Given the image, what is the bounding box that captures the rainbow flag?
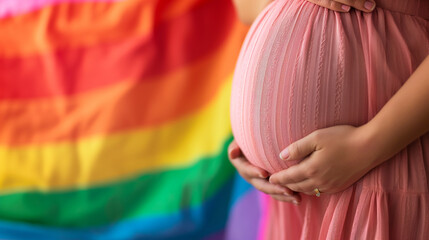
[0,0,265,239]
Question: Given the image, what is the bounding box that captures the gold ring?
[314,188,321,197]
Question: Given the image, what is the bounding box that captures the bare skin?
[230,54,429,203]
[232,0,376,25]
[229,0,429,205]
[228,140,301,204]
[306,0,376,12]
[232,0,273,25]
[270,56,429,196]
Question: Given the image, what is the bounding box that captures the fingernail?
[341,5,350,11]
[292,200,299,205]
[279,148,289,160]
[364,1,375,10]
[228,149,235,158]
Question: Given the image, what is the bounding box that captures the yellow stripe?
[0,77,232,192]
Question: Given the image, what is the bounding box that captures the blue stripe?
[0,174,254,240]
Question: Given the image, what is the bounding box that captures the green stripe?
[0,136,234,228]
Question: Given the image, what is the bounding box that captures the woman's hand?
[306,0,376,12]
[233,0,376,25]
[228,140,302,204]
[269,125,376,196]
[270,56,429,197]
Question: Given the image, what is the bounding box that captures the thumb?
[279,134,316,161]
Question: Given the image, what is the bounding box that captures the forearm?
[363,56,429,167]
[232,0,272,25]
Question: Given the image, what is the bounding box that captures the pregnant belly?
[230,0,371,173]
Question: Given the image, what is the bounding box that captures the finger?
[251,178,294,196]
[228,140,242,159]
[271,193,302,205]
[230,156,269,179]
[334,0,376,12]
[269,165,308,186]
[306,0,351,12]
[285,178,319,195]
[279,132,318,162]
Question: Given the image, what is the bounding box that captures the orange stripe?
[0,0,237,99]
[0,0,205,57]
[0,22,248,146]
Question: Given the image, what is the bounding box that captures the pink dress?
[230,0,429,239]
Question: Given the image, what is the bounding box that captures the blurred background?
[0,0,265,239]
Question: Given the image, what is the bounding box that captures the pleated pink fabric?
[230,0,429,239]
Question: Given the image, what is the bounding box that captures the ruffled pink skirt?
[230,0,429,238]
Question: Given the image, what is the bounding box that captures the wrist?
[355,122,388,169]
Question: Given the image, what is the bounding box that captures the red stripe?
[0,23,246,145]
[0,0,236,99]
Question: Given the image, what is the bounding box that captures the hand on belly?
[305,0,375,12]
[269,125,376,195]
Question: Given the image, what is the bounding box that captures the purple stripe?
[204,230,226,240]
[0,0,123,18]
[224,188,263,240]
